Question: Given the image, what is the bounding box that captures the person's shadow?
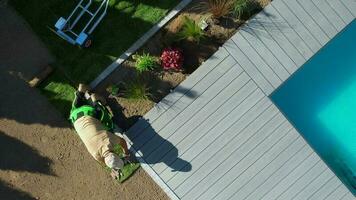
[115,113,192,173]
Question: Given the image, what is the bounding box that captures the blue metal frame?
[54,0,109,47]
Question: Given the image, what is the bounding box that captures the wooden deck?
[126,0,355,199]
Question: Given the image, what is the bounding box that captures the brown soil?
[95,0,254,128]
[0,4,168,200]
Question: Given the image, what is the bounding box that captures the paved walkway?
[127,0,356,199]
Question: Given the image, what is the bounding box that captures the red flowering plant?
[160,47,184,71]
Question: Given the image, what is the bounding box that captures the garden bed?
[9,0,180,115]
[95,0,271,130]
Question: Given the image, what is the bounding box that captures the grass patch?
[10,0,178,114]
[104,144,141,183]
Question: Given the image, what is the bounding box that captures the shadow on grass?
[0,179,36,200]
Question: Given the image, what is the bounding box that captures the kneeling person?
[70,84,129,180]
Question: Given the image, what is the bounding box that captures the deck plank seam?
[150,78,254,170]
[145,71,248,162]
[309,0,341,32]
[294,0,334,39]
[251,152,318,200]
[165,95,270,184]
[229,39,276,92]
[269,4,318,53]
[243,21,298,75]
[274,159,324,200]
[253,16,305,68]
[142,67,244,158]
[155,85,260,174]
[178,109,282,197]
[219,136,305,200]
[280,0,327,45]
[130,50,230,138]
[263,6,314,59]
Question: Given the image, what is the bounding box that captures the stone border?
[90,0,192,88]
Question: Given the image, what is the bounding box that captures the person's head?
[104,153,124,169]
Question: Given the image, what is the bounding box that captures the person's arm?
[118,137,130,157]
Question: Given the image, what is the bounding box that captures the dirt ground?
[0,4,168,200]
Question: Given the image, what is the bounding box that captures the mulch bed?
[95,0,269,130]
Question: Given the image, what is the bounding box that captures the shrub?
[160,48,184,71]
[106,84,120,96]
[196,0,234,19]
[124,80,150,100]
[133,53,158,73]
[177,16,205,43]
[232,0,254,19]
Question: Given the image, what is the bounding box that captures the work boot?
[78,84,90,93]
[91,93,107,105]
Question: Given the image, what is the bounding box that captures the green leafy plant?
[196,0,235,19]
[133,53,158,73]
[124,80,151,100]
[177,16,205,43]
[106,84,120,96]
[232,0,254,19]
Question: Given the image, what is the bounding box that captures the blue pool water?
[271,20,356,195]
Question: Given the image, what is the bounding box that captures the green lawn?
[10,0,178,116]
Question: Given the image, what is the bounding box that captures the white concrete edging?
[90,0,192,88]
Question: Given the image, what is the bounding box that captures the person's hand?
[110,168,122,180]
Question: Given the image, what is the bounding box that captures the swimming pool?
[271,20,356,195]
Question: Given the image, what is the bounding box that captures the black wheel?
[83,38,92,48]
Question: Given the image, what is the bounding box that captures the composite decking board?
[309,176,343,200]
[325,184,350,200]
[145,72,251,166]
[312,0,347,32]
[240,21,298,75]
[281,0,330,45]
[228,141,314,200]
[195,123,298,199]
[342,192,356,200]
[326,0,355,24]
[292,169,336,200]
[252,12,306,67]
[237,24,294,80]
[237,26,293,80]
[128,0,355,198]
[248,152,320,200]
[261,5,314,60]
[161,94,269,181]
[275,160,327,200]
[132,56,237,149]
[232,32,284,85]
[297,0,338,38]
[173,106,282,196]
[212,132,305,200]
[224,40,274,95]
[152,80,258,174]
[181,115,290,200]
[127,47,229,137]
[138,63,243,157]
[342,0,356,17]
[271,1,322,53]
[341,0,356,17]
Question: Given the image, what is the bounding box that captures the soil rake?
[54,0,109,47]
